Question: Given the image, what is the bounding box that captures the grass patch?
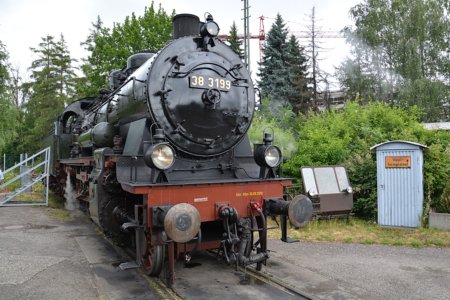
[46,208,70,221]
[267,217,450,248]
[48,192,65,209]
[0,172,70,221]
[343,237,353,243]
[45,192,70,221]
[362,239,375,245]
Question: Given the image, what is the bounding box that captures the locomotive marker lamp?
[200,13,219,50]
[200,13,220,37]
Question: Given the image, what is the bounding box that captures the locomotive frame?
[46,13,312,285]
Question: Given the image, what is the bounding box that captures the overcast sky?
[0,0,361,88]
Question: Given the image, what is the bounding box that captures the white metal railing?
[0,147,50,206]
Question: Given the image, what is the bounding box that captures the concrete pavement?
[1,205,449,300]
[0,206,163,300]
[266,239,450,299]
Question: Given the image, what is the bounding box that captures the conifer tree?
[24,34,76,150]
[258,14,310,116]
[228,21,244,59]
[258,14,290,114]
[258,14,290,106]
[286,34,310,114]
[53,34,77,103]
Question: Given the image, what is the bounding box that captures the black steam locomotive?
[47,13,312,283]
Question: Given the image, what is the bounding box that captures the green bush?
[249,99,297,159]
[343,153,377,219]
[438,184,450,213]
[0,170,21,192]
[423,139,450,214]
[281,101,450,219]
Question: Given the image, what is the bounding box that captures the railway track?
[143,276,183,300]
[240,265,316,299]
[141,263,315,300]
[138,251,316,299]
[106,233,315,299]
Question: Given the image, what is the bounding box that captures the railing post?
[46,147,50,206]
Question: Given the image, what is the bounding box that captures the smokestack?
[172,14,200,39]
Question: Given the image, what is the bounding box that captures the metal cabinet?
[301,166,353,217]
[371,141,427,227]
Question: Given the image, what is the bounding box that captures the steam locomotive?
[47,13,312,284]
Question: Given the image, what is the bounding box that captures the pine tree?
[53,34,77,104]
[257,14,290,107]
[228,21,244,59]
[286,35,310,114]
[24,34,76,150]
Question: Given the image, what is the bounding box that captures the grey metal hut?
[370,141,427,228]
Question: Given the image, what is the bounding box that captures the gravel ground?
[266,239,450,300]
[1,206,448,299]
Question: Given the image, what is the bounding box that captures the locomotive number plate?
[189,75,231,91]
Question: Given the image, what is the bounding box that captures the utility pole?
[311,6,317,103]
[242,0,251,73]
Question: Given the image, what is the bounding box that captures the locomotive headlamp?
[264,145,282,167]
[254,133,282,168]
[200,14,220,37]
[144,143,175,170]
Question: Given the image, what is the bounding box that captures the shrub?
[423,141,450,213]
[282,101,450,218]
[344,153,377,219]
[249,99,297,159]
